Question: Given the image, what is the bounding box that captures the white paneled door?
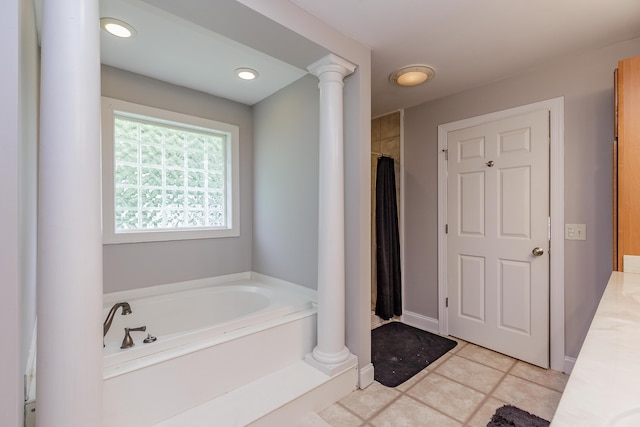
[446,109,550,368]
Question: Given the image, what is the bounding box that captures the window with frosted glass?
[113,114,227,232]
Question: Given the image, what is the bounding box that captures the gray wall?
[1,0,38,424]
[403,37,640,358]
[101,66,253,293]
[240,0,373,387]
[1,0,21,422]
[252,74,319,289]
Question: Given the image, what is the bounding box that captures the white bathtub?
[102,272,318,426]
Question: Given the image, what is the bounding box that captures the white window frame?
[101,97,240,244]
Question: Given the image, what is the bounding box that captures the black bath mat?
[371,322,457,387]
[486,405,550,427]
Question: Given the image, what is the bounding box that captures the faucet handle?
[120,326,147,349]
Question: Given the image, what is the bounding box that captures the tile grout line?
[427,355,512,425]
[431,353,510,396]
[450,347,569,396]
[402,393,464,426]
[459,357,518,426]
[324,324,460,426]
[506,369,569,394]
[336,330,563,427]
[358,390,404,425]
[384,342,471,425]
[398,369,465,425]
[332,401,367,426]
[355,342,469,426]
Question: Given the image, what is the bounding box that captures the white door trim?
[437,97,565,372]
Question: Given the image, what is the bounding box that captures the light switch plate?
[565,224,586,240]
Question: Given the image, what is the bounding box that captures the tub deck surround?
[102,271,316,307]
[552,271,640,426]
[102,272,314,374]
[102,273,326,426]
[156,361,358,427]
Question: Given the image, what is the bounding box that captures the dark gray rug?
[371,322,457,387]
[487,405,550,427]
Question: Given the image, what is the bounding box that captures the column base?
[305,351,358,377]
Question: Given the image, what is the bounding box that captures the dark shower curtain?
[375,156,402,320]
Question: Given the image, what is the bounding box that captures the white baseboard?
[358,363,374,389]
[401,311,439,335]
[24,323,38,427]
[378,310,572,375]
[563,356,576,375]
[25,321,37,402]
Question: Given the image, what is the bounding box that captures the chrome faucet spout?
[103,302,132,346]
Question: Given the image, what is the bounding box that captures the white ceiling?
[98,1,291,105]
[291,0,640,116]
[36,0,320,106]
[97,0,329,106]
[38,1,640,114]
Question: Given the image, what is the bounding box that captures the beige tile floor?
[310,336,569,427]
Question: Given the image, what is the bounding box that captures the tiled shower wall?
[371,111,401,311]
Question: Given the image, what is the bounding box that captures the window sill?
[103,227,239,244]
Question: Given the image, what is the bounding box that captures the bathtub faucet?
[103,302,132,347]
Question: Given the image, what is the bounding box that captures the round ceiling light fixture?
[100,17,136,38]
[389,65,435,87]
[235,68,259,80]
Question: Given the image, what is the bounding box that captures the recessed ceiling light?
[235,68,259,80]
[100,18,136,38]
[389,65,435,87]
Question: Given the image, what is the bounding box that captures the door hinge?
[547,217,552,254]
[442,149,448,160]
[445,297,449,308]
[445,224,448,234]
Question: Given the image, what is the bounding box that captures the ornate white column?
[305,54,358,375]
[37,0,103,425]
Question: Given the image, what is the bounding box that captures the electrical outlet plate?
[565,224,586,240]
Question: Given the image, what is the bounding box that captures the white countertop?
[552,271,640,426]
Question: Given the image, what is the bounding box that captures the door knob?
[486,160,495,167]
[532,247,544,256]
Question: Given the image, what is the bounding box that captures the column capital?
[307,54,356,80]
